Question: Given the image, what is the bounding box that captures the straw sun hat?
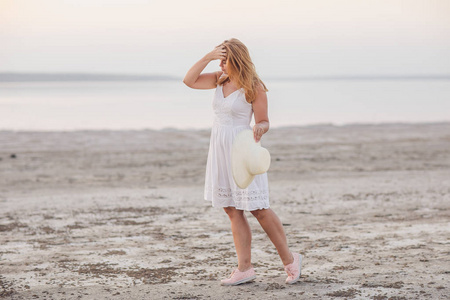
[231,130,271,189]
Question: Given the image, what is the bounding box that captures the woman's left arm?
[252,85,270,143]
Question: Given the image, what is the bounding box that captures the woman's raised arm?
[183,45,226,89]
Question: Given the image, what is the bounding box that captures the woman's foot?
[284,252,302,284]
[220,267,256,286]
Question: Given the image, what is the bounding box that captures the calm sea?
[0,79,449,131]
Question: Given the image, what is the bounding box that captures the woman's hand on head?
[205,45,227,62]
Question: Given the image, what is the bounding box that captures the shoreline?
[1,120,449,134]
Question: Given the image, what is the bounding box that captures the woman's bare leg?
[223,207,252,271]
[250,208,294,266]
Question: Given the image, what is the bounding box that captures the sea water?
[0,79,449,131]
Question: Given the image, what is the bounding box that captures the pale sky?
[1,0,449,78]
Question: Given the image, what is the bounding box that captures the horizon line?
[0,72,449,82]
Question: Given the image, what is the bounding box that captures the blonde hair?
[217,38,268,103]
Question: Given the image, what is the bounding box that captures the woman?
[183,38,302,286]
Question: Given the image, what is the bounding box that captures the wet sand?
[1,122,449,299]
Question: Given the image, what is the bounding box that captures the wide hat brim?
[232,130,271,189]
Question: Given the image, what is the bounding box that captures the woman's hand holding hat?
[253,123,266,143]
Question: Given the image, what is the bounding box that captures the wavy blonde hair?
[217,38,268,103]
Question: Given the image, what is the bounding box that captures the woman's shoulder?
[255,80,268,93]
[216,71,226,81]
[216,71,228,86]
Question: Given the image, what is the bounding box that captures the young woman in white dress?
[183,38,302,285]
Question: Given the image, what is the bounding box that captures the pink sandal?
[284,252,303,284]
[220,267,256,286]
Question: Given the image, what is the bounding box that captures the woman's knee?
[250,208,269,220]
[223,207,244,219]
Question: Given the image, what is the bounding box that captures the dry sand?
[0,123,449,299]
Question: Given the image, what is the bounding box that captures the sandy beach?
[0,122,449,299]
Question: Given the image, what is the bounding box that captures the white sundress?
[204,78,270,211]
